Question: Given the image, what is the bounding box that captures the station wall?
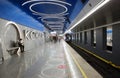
[0,18,45,61]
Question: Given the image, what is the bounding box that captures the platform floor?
[0,40,102,78]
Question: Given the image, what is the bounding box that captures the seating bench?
[7,47,20,55]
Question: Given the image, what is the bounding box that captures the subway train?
[64,33,72,43]
[67,0,120,68]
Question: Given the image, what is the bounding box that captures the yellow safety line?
[72,43,120,69]
[68,48,88,78]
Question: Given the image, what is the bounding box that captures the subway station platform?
[0,0,120,78]
[0,40,102,78]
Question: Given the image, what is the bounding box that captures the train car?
[68,0,120,68]
[64,33,72,43]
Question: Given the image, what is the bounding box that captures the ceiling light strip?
[29,2,68,15]
[33,13,69,16]
[41,16,66,23]
[65,0,110,34]
[48,25,64,27]
[44,21,65,24]
[47,23,64,25]
[22,0,72,6]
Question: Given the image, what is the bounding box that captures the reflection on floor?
[0,41,68,78]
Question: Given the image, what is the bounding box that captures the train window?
[106,26,112,51]
[76,33,78,42]
[80,32,82,43]
[74,33,77,43]
[75,33,77,42]
[84,32,87,44]
[91,30,96,47]
[78,32,80,42]
[74,33,76,41]
[94,30,96,47]
[72,34,74,41]
[73,33,75,41]
[77,33,79,43]
[82,32,84,44]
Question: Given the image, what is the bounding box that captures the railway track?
[69,43,120,78]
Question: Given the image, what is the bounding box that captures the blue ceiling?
[0,0,88,32]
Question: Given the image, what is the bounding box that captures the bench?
[7,47,20,55]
